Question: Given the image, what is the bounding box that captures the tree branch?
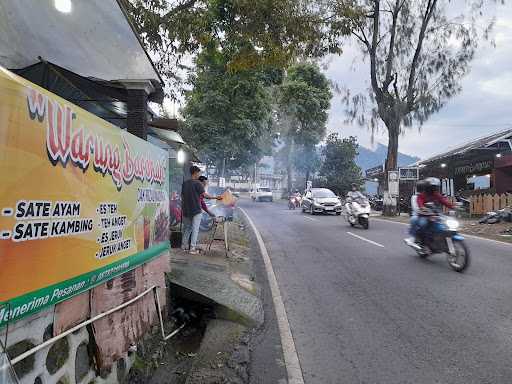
[406,0,438,109]
[383,0,403,91]
[369,0,383,101]
[163,0,198,20]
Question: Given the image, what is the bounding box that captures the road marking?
[346,232,385,248]
[303,216,319,222]
[373,217,512,247]
[373,217,408,226]
[239,208,305,384]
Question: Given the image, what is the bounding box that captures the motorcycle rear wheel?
[447,240,470,273]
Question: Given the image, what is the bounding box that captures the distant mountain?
[357,143,419,195]
[356,143,419,171]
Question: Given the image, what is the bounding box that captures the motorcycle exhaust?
[404,239,422,251]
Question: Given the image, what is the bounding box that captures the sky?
[322,2,512,160]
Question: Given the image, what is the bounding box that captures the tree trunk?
[305,168,310,190]
[285,139,294,193]
[383,122,400,216]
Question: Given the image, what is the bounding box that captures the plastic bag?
[220,189,236,207]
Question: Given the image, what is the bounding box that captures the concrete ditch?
[127,212,265,384]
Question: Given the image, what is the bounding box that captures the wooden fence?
[470,193,512,215]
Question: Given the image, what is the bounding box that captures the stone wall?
[1,252,170,384]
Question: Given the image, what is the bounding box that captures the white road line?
[346,231,385,248]
[303,216,319,222]
[373,217,408,226]
[373,217,512,247]
[239,208,305,384]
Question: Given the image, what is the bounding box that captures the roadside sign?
[0,68,170,327]
[219,177,226,188]
[388,171,399,196]
[399,167,419,180]
[366,164,384,178]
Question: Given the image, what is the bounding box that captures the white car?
[251,187,273,202]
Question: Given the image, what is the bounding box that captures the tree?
[294,144,322,189]
[276,63,332,192]
[121,0,357,96]
[180,45,275,173]
[342,0,496,214]
[318,133,363,196]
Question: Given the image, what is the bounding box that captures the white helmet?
[425,177,440,187]
[425,177,441,193]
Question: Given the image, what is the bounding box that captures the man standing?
[181,166,220,254]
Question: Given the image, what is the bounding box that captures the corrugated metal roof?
[415,128,512,165]
[149,127,186,145]
[0,0,162,84]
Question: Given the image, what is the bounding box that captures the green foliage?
[293,144,321,178]
[277,63,332,145]
[274,62,332,191]
[180,45,275,170]
[317,133,363,196]
[121,0,358,96]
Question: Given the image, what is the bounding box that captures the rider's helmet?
[416,179,427,193]
[424,177,441,194]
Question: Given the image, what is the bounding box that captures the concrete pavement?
[240,198,512,384]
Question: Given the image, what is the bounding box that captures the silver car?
[302,188,343,215]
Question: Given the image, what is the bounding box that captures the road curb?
[238,207,305,384]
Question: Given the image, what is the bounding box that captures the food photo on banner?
[0,67,170,328]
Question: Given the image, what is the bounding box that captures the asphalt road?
[240,198,512,384]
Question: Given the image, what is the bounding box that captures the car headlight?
[446,219,459,230]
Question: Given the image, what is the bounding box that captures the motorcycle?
[288,195,301,210]
[369,195,383,211]
[345,197,371,229]
[405,204,470,273]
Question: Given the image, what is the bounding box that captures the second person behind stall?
[181,166,221,254]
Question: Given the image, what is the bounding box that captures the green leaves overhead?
[122,0,358,95]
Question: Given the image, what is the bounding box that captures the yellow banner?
[0,68,169,323]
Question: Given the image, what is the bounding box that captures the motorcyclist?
[289,189,302,208]
[346,183,365,214]
[347,183,365,201]
[405,177,454,246]
[410,180,427,216]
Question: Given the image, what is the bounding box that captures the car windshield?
[312,189,336,198]
[258,188,271,192]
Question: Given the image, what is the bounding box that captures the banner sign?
[399,167,419,180]
[0,68,170,327]
[388,171,399,196]
[365,164,384,178]
[454,160,493,176]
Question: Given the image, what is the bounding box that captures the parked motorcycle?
[345,197,371,229]
[405,204,470,273]
[369,196,383,211]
